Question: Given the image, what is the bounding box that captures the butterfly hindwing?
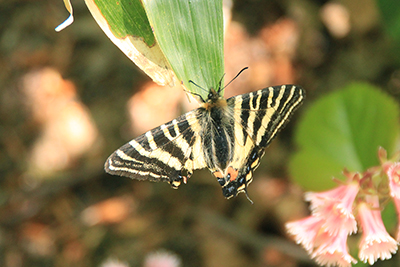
[105,110,207,188]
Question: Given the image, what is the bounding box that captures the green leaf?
[93,0,154,46]
[61,0,224,93]
[376,0,400,63]
[376,0,400,43]
[143,0,224,99]
[290,82,400,190]
[352,261,369,267]
[84,0,175,86]
[381,201,398,234]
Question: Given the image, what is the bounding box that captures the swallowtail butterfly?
[105,71,304,201]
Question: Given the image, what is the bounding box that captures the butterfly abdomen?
[198,99,236,172]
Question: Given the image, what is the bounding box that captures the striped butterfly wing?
[234,85,304,148]
[222,85,305,198]
[105,84,304,200]
[105,110,207,188]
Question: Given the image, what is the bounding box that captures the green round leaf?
[290,82,400,190]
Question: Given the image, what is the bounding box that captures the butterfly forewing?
[105,110,207,186]
[229,85,303,148]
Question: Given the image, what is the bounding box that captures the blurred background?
[1,0,400,266]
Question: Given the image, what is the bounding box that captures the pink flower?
[286,152,400,266]
[305,186,344,210]
[358,196,398,265]
[384,159,400,242]
[311,230,357,267]
[305,182,359,235]
[387,162,400,198]
[286,215,324,252]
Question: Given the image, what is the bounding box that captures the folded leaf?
[85,0,176,86]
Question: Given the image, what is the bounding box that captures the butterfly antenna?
[188,80,207,102]
[189,80,206,91]
[220,67,249,93]
[183,87,203,99]
[216,73,226,94]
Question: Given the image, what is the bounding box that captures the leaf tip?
[55,14,74,32]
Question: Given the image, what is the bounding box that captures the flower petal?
[387,162,400,198]
[358,198,398,265]
[312,230,357,267]
[307,182,359,235]
[286,216,324,252]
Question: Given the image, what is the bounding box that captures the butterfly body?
[105,85,304,199]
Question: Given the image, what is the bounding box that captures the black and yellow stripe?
[105,84,304,200]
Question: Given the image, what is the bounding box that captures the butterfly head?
[186,81,223,104]
[207,88,220,101]
[188,67,248,103]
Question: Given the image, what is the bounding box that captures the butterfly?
[105,70,304,201]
